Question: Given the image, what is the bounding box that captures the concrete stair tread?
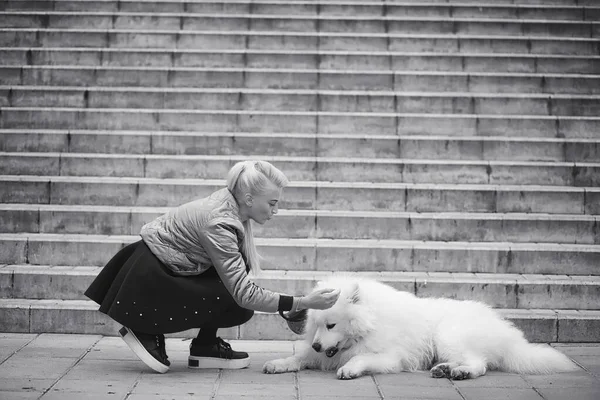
[3,10,597,22]
[2,203,598,221]
[3,232,599,251]
[1,298,598,317]
[5,106,600,118]
[6,85,600,99]
[4,27,599,41]
[1,296,597,341]
[5,0,598,9]
[3,203,598,245]
[3,264,599,284]
[3,174,600,191]
[4,46,600,58]
[7,151,600,166]
[2,233,597,275]
[5,66,600,79]
[3,128,600,142]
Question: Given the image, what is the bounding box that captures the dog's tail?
[502,342,578,375]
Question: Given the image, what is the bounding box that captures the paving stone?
[216,383,296,398]
[375,371,453,387]
[0,335,35,361]
[0,392,41,400]
[536,386,600,400]
[450,372,531,388]
[0,378,55,392]
[298,373,380,397]
[132,379,214,396]
[61,359,142,381]
[17,333,101,358]
[522,371,600,388]
[128,395,210,400]
[48,379,131,397]
[0,354,75,379]
[458,387,543,400]
[379,384,464,399]
[39,392,126,400]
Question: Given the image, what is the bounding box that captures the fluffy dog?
[263,277,577,380]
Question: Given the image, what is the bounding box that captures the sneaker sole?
[188,355,250,369]
[119,327,169,374]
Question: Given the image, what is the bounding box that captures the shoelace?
[215,337,234,359]
[155,334,169,362]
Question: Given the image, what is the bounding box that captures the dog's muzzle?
[325,347,339,358]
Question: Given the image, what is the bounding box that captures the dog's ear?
[348,283,360,304]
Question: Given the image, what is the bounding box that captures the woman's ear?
[244,193,253,207]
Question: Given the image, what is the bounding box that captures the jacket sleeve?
[196,221,291,313]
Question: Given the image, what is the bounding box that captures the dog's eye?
[326,323,336,330]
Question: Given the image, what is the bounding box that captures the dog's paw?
[430,363,452,379]
[262,358,298,374]
[336,365,363,380]
[450,367,471,380]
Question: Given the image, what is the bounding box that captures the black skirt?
[85,240,252,334]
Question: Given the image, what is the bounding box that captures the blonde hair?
[227,160,289,272]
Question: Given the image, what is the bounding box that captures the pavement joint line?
[294,370,300,400]
[532,386,548,399]
[371,374,385,400]
[209,369,224,400]
[124,374,143,400]
[569,355,592,375]
[452,382,469,400]
[38,334,104,399]
[0,332,39,365]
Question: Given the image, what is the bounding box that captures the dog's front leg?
[337,353,399,380]
[263,345,323,374]
[263,355,303,374]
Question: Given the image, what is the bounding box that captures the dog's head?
[305,279,375,358]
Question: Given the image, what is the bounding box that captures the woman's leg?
[188,273,255,370]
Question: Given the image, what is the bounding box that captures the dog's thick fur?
[263,277,577,380]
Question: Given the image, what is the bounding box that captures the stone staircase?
[0,0,599,342]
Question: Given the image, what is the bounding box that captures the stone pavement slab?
[0,334,599,400]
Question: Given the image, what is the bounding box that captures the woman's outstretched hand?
[302,288,340,310]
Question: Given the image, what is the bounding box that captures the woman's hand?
[302,288,340,310]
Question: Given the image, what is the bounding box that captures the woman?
[85,160,340,373]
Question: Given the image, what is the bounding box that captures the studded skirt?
[84,240,253,334]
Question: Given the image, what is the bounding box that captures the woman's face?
[249,181,281,225]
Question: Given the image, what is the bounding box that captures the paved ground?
[0,333,599,400]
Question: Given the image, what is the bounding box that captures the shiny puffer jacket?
[140,187,285,313]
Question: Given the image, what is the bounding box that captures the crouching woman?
[85,160,339,373]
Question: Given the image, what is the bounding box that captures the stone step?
[1,204,598,245]
[2,175,598,214]
[2,107,600,137]
[1,11,598,37]
[1,266,599,310]
[2,130,600,162]
[1,233,599,275]
[2,47,599,74]
[3,28,599,55]
[3,0,598,21]
[2,66,599,94]
[2,152,600,186]
[2,298,599,342]
[3,86,600,116]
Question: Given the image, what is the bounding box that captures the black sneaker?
[119,327,170,373]
[188,337,250,369]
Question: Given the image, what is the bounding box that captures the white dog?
[264,277,577,380]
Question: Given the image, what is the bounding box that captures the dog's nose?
[312,342,322,352]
